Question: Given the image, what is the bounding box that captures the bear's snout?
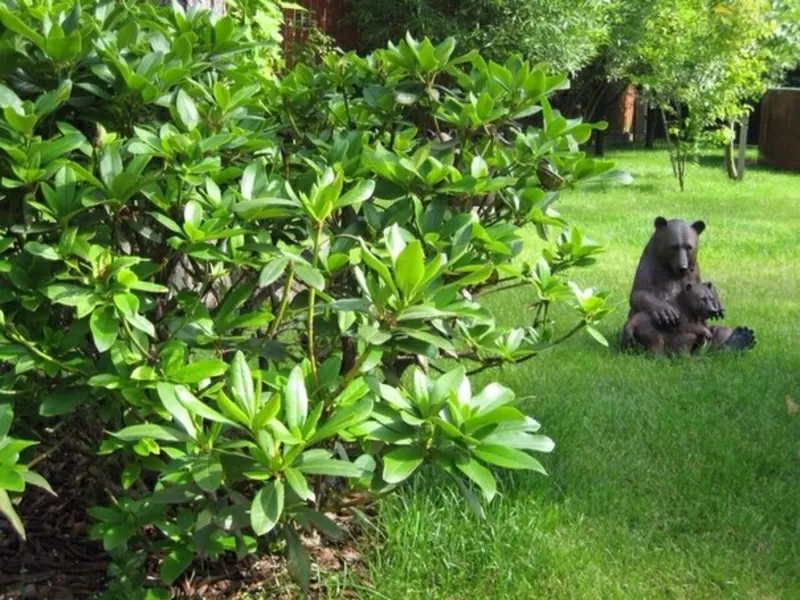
[672,248,690,275]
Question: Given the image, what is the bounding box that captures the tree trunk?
[594,128,606,156]
[736,112,749,180]
[585,88,611,156]
[725,121,738,179]
[660,108,679,180]
[645,107,658,148]
[676,143,686,192]
[725,140,738,179]
[590,84,621,157]
[620,83,636,143]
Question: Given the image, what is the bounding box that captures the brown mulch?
[1,429,111,599]
[0,434,373,599]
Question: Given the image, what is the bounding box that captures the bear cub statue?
[623,280,724,354]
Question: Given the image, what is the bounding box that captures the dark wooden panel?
[758,88,800,171]
[282,0,357,59]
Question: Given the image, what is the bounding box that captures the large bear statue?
[623,216,755,351]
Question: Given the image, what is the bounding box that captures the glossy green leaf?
[112,424,189,443]
[294,506,343,540]
[285,526,310,593]
[382,446,424,484]
[335,179,375,208]
[452,472,485,519]
[184,199,203,229]
[464,406,526,435]
[455,456,496,502]
[172,360,229,384]
[24,242,59,261]
[90,307,118,353]
[586,325,609,347]
[39,387,88,417]
[175,385,239,427]
[99,523,136,551]
[230,351,255,419]
[215,391,251,427]
[120,462,141,490]
[252,394,280,431]
[0,466,25,492]
[294,263,325,291]
[472,383,516,414]
[113,293,140,318]
[0,84,23,113]
[192,456,223,492]
[357,240,397,293]
[394,240,425,300]
[284,366,308,429]
[125,313,156,338]
[250,480,284,536]
[308,397,374,443]
[129,280,169,293]
[294,456,363,478]
[19,469,53,496]
[157,383,197,439]
[0,6,44,52]
[284,467,314,502]
[176,89,199,132]
[396,305,454,321]
[472,444,547,474]
[159,546,194,585]
[258,257,289,287]
[482,430,554,452]
[0,405,12,439]
[0,489,25,539]
[383,224,407,265]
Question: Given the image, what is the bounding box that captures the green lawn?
[358,149,800,599]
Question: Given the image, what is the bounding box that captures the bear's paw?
[725,326,755,350]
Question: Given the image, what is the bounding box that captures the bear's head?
[681,281,723,320]
[651,216,705,276]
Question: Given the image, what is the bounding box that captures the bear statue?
[622,280,724,354]
[622,216,755,352]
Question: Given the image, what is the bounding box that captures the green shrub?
[0,1,623,595]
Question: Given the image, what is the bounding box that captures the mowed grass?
[356,149,800,599]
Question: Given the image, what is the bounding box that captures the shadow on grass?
[593,142,797,178]
[583,180,661,194]
[678,150,795,177]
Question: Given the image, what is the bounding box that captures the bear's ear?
[705,281,712,288]
[691,220,706,235]
[654,216,668,228]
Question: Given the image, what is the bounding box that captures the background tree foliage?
[0,0,623,595]
[619,0,800,189]
[345,0,618,75]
